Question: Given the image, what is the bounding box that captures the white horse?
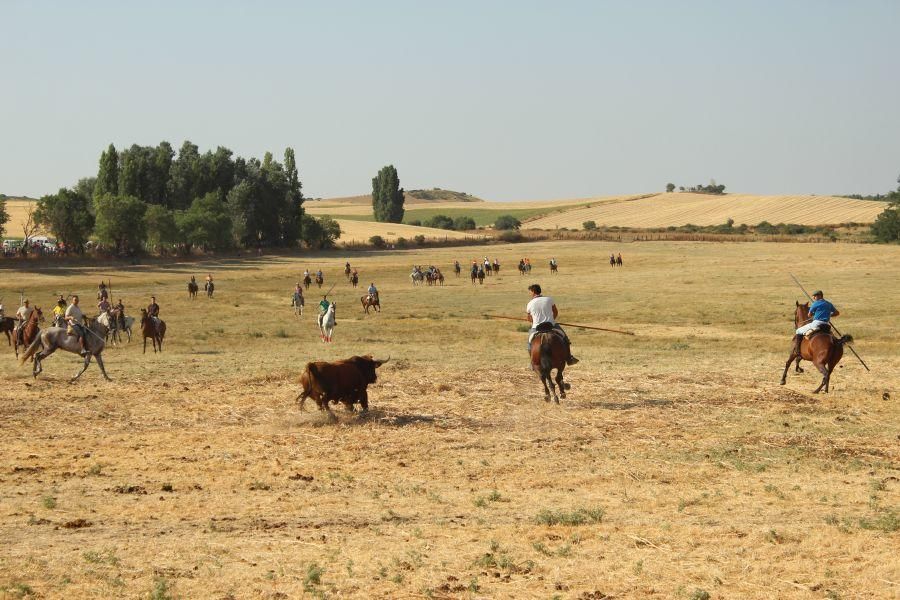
[97,311,134,344]
[317,302,335,342]
[410,270,424,286]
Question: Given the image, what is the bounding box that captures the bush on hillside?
[582,220,597,231]
[369,235,387,249]
[494,215,521,230]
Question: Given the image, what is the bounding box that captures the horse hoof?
[779,380,786,385]
[563,383,571,390]
[560,393,566,399]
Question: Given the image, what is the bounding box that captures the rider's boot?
[79,335,90,357]
[564,338,579,365]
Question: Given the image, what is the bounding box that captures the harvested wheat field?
[525,193,888,229]
[2,198,43,238]
[332,220,477,244]
[1,241,898,599]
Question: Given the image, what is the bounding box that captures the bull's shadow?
[587,398,673,411]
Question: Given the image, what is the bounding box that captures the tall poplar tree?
[283,147,303,245]
[94,144,119,199]
[372,165,404,223]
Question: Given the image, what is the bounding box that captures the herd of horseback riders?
[2,255,857,396]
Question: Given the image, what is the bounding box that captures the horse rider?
[454,260,460,271]
[98,282,109,301]
[617,253,623,265]
[319,295,335,324]
[525,284,578,365]
[147,296,161,328]
[470,262,479,277]
[550,257,557,268]
[206,273,213,285]
[98,293,111,314]
[303,268,310,279]
[113,298,126,329]
[53,297,67,327]
[64,295,90,357]
[316,269,323,281]
[792,290,840,356]
[0,300,5,319]
[15,299,34,346]
[367,282,379,304]
[493,258,499,270]
[190,275,197,286]
[292,282,304,308]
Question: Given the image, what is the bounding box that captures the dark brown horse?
[315,274,324,289]
[303,274,312,290]
[780,302,851,393]
[1,316,15,347]
[140,309,166,354]
[530,325,569,403]
[188,280,199,299]
[14,307,44,358]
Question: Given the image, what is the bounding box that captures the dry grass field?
[525,194,887,229]
[330,220,475,244]
[2,198,44,239]
[1,241,898,599]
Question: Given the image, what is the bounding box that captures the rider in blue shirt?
[793,290,839,354]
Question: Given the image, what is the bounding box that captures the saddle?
[804,323,832,338]
[535,322,555,333]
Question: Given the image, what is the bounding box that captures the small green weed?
[42,496,57,509]
[535,507,605,526]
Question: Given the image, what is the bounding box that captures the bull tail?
[19,336,42,366]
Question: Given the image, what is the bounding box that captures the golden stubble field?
[1,241,898,599]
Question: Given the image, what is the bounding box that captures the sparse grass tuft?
[41,496,56,509]
[149,577,172,600]
[535,507,605,526]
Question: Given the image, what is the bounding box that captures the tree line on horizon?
[6,141,350,255]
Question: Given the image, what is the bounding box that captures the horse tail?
[836,334,853,346]
[19,335,42,366]
[539,334,553,375]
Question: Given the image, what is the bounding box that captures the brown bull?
[296,355,390,413]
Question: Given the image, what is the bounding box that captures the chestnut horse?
[780,302,851,393]
[361,294,380,314]
[530,325,570,403]
[140,309,166,354]
[14,307,44,358]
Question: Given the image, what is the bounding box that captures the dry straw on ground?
[1,240,898,599]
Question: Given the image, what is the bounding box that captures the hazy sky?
[2,1,899,200]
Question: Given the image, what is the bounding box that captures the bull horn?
[375,356,391,365]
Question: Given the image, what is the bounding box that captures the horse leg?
[540,372,551,402]
[812,362,829,394]
[780,350,799,385]
[556,367,567,399]
[71,353,92,383]
[95,352,112,381]
[143,336,147,354]
[794,356,804,373]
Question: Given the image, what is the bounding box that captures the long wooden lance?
[483,314,635,335]
[789,273,870,372]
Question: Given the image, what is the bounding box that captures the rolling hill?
[524,193,887,229]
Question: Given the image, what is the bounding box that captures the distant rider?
[367,283,379,304]
[147,296,161,328]
[53,298,67,327]
[64,295,90,357]
[115,298,126,329]
[15,299,34,346]
[525,284,578,365]
[792,290,839,356]
[97,296,111,315]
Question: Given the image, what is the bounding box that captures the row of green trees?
[28,142,345,253]
[666,181,727,194]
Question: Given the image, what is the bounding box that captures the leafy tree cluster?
[669,181,726,194]
[422,214,476,231]
[372,165,405,223]
[870,176,900,243]
[31,141,338,254]
[493,215,522,230]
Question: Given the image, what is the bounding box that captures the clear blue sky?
[2,1,898,200]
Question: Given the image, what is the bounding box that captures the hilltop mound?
[313,188,483,207]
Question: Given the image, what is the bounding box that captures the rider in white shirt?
[525,284,578,365]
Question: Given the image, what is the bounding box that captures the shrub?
[414,234,426,245]
[499,230,523,242]
[494,215,521,230]
[395,237,408,248]
[452,216,476,231]
[369,235,387,249]
[424,214,455,230]
[407,219,422,227]
[582,220,597,231]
